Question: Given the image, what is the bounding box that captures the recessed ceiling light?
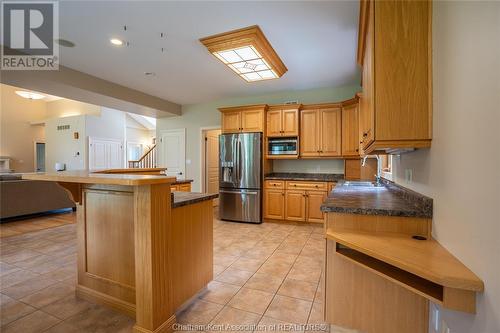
[55,38,75,48]
[200,25,287,82]
[15,91,45,100]
[110,38,124,46]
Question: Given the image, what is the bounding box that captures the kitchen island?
[22,171,216,333]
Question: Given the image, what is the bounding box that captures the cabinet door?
[342,104,360,156]
[264,189,285,220]
[285,190,306,222]
[300,110,320,157]
[266,110,282,137]
[319,108,342,157]
[241,110,264,132]
[282,108,299,136]
[222,111,241,133]
[360,0,375,150]
[179,183,191,192]
[306,191,327,223]
[170,185,179,192]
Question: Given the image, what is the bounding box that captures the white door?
[89,137,124,170]
[159,129,186,177]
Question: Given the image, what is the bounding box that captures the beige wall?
[45,115,87,172]
[0,84,47,172]
[46,99,100,118]
[391,2,500,332]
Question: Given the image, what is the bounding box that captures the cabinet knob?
[356,149,359,152]
[363,132,368,137]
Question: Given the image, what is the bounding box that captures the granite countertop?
[172,192,218,208]
[265,172,344,182]
[321,180,433,218]
[173,179,193,185]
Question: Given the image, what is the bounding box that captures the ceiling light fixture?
[15,91,45,100]
[110,38,124,46]
[200,25,287,82]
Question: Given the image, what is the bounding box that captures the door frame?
[33,140,45,172]
[158,128,186,177]
[200,126,221,193]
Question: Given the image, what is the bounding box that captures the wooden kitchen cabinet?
[219,105,267,133]
[285,190,306,222]
[171,183,192,192]
[266,105,300,137]
[299,109,320,157]
[264,180,328,223]
[221,111,241,133]
[342,100,360,156]
[300,105,342,158]
[357,0,432,153]
[319,107,342,157]
[264,189,285,220]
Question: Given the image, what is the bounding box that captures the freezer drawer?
[219,189,261,223]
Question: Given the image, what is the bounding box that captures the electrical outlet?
[404,169,413,183]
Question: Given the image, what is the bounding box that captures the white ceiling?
[58,1,360,105]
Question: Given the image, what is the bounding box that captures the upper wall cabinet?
[219,105,267,133]
[266,105,300,137]
[300,104,342,158]
[341,99,360,157]
[358,0,432,154]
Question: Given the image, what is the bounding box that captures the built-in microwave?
[267,138,298,155]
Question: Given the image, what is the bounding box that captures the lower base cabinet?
[171,183,192,192]
[285,190,307,221]
[264,180,330,223]
[264,189,285,220]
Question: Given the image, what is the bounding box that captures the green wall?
[157,84,361,191]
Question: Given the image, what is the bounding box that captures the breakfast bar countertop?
[321,180,433,218]
[22,171,176,186]
[172,191,219,208]
[265,172,344,182]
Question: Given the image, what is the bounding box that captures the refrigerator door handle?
[237,138,242,184]
[219,189,259,195]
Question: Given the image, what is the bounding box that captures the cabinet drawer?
[286,181,328,191]
[264,180,285,189]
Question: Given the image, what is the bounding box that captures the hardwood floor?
[0,211,76,239]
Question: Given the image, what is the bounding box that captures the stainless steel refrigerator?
[219,132,262,223]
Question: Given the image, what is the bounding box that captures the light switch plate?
[405,169,413,183]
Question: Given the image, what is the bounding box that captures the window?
[380,155,393,180]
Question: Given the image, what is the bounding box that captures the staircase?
[128,145,157,168]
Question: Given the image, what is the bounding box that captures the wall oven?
[267,138,298,156]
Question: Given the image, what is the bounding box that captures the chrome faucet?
[362,155,382,185]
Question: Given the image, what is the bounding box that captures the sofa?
[0,174,75,219]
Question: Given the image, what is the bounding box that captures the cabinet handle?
[363,132,368,137]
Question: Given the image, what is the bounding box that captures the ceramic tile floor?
[0,211,356,333]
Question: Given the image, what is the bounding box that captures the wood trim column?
[134,183,175,333]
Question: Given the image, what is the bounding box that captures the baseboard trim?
[133,315,176,333]
[76,284,136,318]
